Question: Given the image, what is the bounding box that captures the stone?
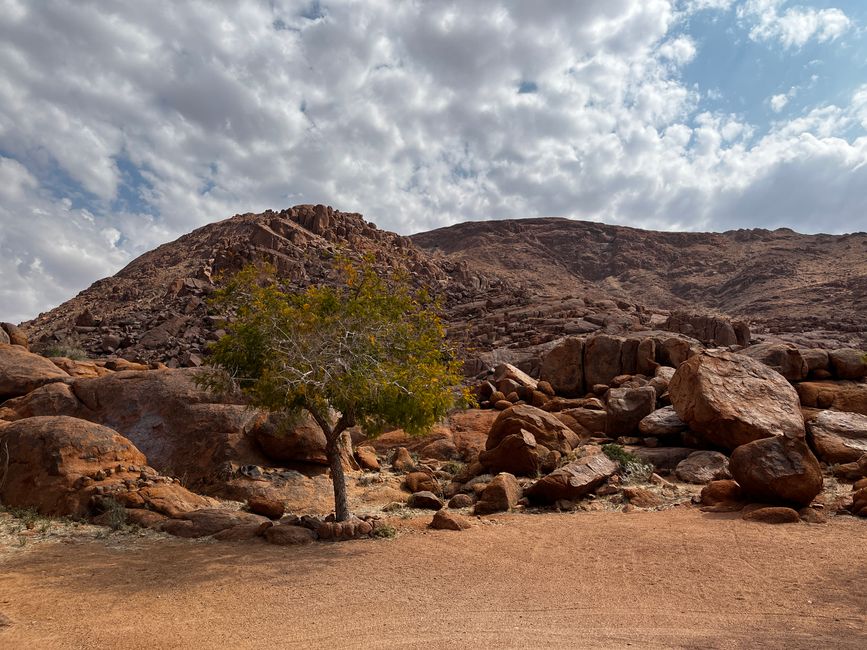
[832,454,867,481]
[392,447,416,472]
[0,344,70,399]
[621,486,661,508]
[638,406,688,437]
[487,404,574,455]
[161,508,271,538]
[669,350,805,451]
[492,363,537,390]
[851,488,867,517]
[540,337,584,396]
[1,322,28,348]
[663,312,739,347]
[583,335,625,387]
[560,407,607,434]
[473,472,521,515]
[801,349,830,376]
[447,493,474,509]
[741,506,800,524]
[798,507,827,524]
[796,381,867,416]
[700,480,743,506]
[251,411,328,465]
[741,343,808,382]
[828,349,867,380]
[264,524,317,545]
[606,386,656,436]
[525,453,618,504]
[212,522,272,541]
[805,410,867,464]
[429,509,471,531]
[407,491,444,510]
[114,483,216,518]
[537,380,555,397]
[633,447,694,472]
[354,445,380,471]
[730,436,823,507]
[404,471,438,494]
[247,496,285,520]
[675,451,731,484]
[0,382,80,421]
[479,430,539,476]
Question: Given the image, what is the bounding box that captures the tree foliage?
[199,256,469,520]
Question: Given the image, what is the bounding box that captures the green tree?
[201,258,467,521]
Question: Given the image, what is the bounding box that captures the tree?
[200,257,468,521]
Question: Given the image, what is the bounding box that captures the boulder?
[473,473,521,515]
[0,344,70,399]
[447,493,474,509]
[729,436,823,507]
[674,451,731,484]
[583,335,625,387]
[354,445,380,471]
[633,447,695,472]
[741,343,808,382]
[662,312,739,347]
[638,406,688,437]
[796,381,867,416]
[621,486,661,508]
[742,506,800,524]
[525,453,617,504]
[700,480,743,507]
[1,322,28,348]
[851,488,867,517]
[539,338,584,396]
[560,407,607,434]
[832,454,867,481]
[669,350,805,451]
[247,496,285,520]
[805,410,867,464]
[403,471,438,494]
[392,447,416,472]
[429,509,471,531]
[478,430,539,476]
[801,349,830,376]
[492,363,537,390]
[161,508,271,538]
[829,349,867,380]
[606,386,656,436]
[251,411,327,465]
[487,404,575,455]
[0,382,80,421]
[264,524,317,545]
[407,491,444,510]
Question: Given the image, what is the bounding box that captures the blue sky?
[1,0,867,322]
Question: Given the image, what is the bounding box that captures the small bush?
[38,336,87,360]
[101,499,128,531]
[442,460,465,476]
[602,444,653,484]
[372,523,397,539]
[602,444,637,465]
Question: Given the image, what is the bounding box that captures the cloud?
[737,0,851,49]
[0,0,865,322]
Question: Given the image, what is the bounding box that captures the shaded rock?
[247,496,285,520]
[473,472,521,515]
[0,382,80,421]
[1,322,28,348]
[832,454,867,481]
[638,406,688,437]
[621,486,661,508]
[798,507,827,524]
[559,407,607,434]
[525,453,617,504]
[796,381,867,416]
[741,343,808,382]
[805,410,867,464]
[430,509,471,530]
[669,350,805,451]
[418,437,459,461]
[801,349,830,376]
[354,445,380,471]
[493,363,537,390]
[114,483,216,518]
[675,451,731,484]
[663,312,739,347]
[850,488,867,517]
[730,436,822,507]
[583,335,625,387]
[700,480,743,507]
[540,337,584,396]
[606,386,656,436]
[829,349,867,380]
[479,430,539,476]
[251,412,327,465]
[404,471,438,494]
[633,447,694,472]
[407,491,444,510]
[447,493,474,509]
[264,523,317,545]
[161,508,270,538]
[487,404,574,455]
[212,522,272,541]
[392,447,416,472]
[742,506,800,524]
[0,344,70,399]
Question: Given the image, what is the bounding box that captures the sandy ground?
[1,508,865,649]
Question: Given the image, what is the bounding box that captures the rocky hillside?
[20,207,866,370]
[413,218,867,347]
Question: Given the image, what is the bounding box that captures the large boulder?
[0,344,70,399]
[675,451,731,484]
[741,343,808,382]
[633,447,695,472]
[525,452,617,504]
[539,337,584,396]
[606,386,656,436]
[805,410,867,464]
[250,411,328,465]
[1,323,28,349]
[473,472,521,515]
[796,381,867,416]
[0,415,213,517]
[478,430,540,476]
[487,405,575,455]
[729,436,823,507]
[638,406,688,437]
[583,335,625,387]
[828,349,867,380]
[669,350,805,451]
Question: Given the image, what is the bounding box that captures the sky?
[2,0,867,323]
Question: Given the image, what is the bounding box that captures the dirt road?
[1,508,865,649]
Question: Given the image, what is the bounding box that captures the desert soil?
[1,508,865,649]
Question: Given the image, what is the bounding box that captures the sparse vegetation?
[602,444,653,484]
[37,335,88,360]
[372,523,397,538]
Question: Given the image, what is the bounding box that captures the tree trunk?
[326,433,351,522]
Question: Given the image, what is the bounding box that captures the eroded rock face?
[663,312,743,347]
[525,452,617,504]
[0,344,70,399]
[729,436,823,507]
[540,337,584,396]
[669,350,805,451]
[606,386,656,436]
[805,410,867,464]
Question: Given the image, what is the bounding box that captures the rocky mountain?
[412,218,867,348]
[20,207,866,371]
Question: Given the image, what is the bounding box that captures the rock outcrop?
[805,410,867,464]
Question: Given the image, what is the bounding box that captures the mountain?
[21,207,867,370]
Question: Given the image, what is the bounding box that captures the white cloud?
[738,0,851,49]
[770,93,789,112]
[0,0,865,322]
